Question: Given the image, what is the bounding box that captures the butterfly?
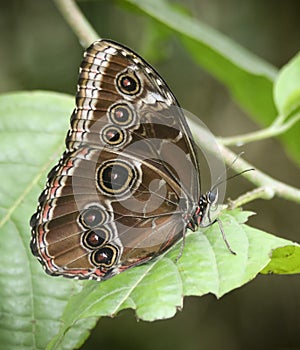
[30,39,222,281]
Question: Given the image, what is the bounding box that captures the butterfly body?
[30,40,211,281]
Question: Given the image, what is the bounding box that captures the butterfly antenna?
[211,152,255,192]
[211,152,245,187]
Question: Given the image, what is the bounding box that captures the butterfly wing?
[30,40,200,280]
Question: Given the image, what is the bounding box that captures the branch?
[219,143,300,204]
[54,0,99,47]
[227,187,275,208]
[188,116,300,205]
[219,112,300,146]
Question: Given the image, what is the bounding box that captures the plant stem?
[54,0,99,47]
[218,143,300,204]
[227,187,275,208]
[188,116,300,204]
[219,112,300,146]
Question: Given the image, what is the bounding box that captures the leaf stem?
[54,0,99,47]
[219,112,300,146]
[227,187,275,208]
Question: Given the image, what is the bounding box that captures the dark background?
[1,1,299,349]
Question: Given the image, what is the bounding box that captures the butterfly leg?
[174,230,186,263]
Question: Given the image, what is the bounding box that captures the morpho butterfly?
[30,39,226,281]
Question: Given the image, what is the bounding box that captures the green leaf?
[124,0,278,124]
[274,52,300,118]
[273,52,300,164]
[261,245,300,274]
[48,209,297,349]
[0,91,298,350]
[0,92,97,350]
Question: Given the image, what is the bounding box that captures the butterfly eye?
[91,245,118,268]
[207,189,218,205]
[82,228,110,249]
[79,206,106,228]
[116,71,141,95]
[101,125,125,146]
[97,160,135,195]
[109,103,135,126]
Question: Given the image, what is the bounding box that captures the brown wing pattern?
[30,40,200,280]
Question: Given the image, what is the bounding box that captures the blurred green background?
[1,1,299,349]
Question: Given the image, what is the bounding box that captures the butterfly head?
[199,188,219,226]
[186,188,219,231]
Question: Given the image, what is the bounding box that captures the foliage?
[0,1,299,349]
